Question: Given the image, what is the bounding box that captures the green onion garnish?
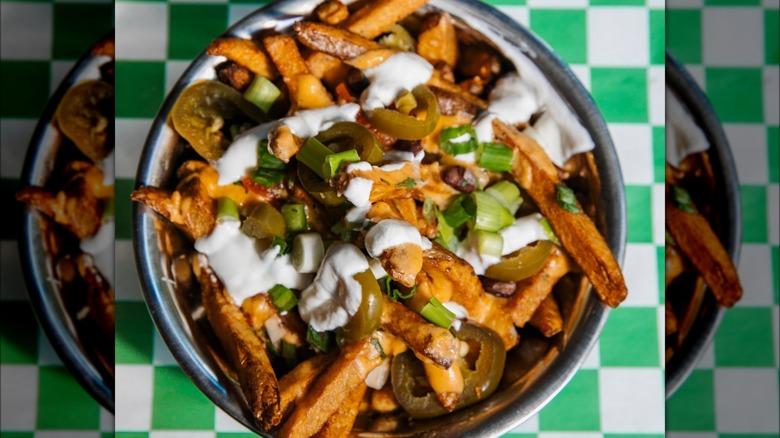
[540,217,560,245]
[671,186,696,214]
[440,125,478,156]
[469,191,515,232]
[280,341,299,367]
[322,149,360,179]
[384,277,417,301]
[216,197,240,222]
[555,185,581,214]
[243,75,281,113]
[396,177,416,189]
[442,195,473,228]
[272,235,290,256]
[485,180,522,215]
[268,284,298,312]
[251,168,285,187]
[371,338,387,360]
[422,197,437,223]
[479,142,514,172]
[257,140,287,170]
[473,230,504,257]
[306,325,334,353]
[297,137,334,178]
[281,203,308,233]
[419,296,456,328]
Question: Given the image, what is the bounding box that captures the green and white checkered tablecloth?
[666,0,779,436]
[0,0,114,436]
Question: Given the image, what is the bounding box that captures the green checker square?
[169,4,229,60]
[773,246,779,304]
[666,10,701,64]
[115,178,134,240]
[766,10,779,65]
[2,178,22,241]
[591,68,648,123]
[704,0,760,5]
[116,433,149,438]
[666,369,715,430]
[657,245,665,304]
[714,307,775,367]
[649,9,665,65]
[0,301,38,364]
[768,126,778,183]
[52,3,112,60]
[653,126,665,183]
[0,61,50,118]
[37,366,100,429]
[152,366,215,429]
[115,62,165,118]
[740,185,768,243]
[705,68,764,123]
[599,307,659,367]
[0,433,34,438]
[529,10,586,65]
[538,369,600,430]
[625,185,653,243]
[116,301,155,364]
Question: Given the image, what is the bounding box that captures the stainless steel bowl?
[18,34,115,412]
[133,1,626,435]
[665,52,742,398]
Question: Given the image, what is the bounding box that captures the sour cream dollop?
[215,123,273,186]
[298,243,369,332]
[365,219,431,258]
[361,52,434,111]
[280,103,360,138]
[666,88,709,167]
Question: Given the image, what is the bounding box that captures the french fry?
[528,295,563,337]
[666,196,742,307]
[493,119,628,308]
[312,383,367,438]
[378,243,423,288]
[428,71,488,111]
[380,295,460,369]
[417,12,458,67]
[665,243,686,287]
[196,260,281,430]
[423,361,462,412]
[370,384,401,413]
[216,61,254,92]
[665,300,678,337]
[506,246,572,328]
[207,38,278,79]
[304,51,351,87]
[278,336,384,438]
[263,34,334,109]
[279,353,336,419]
[315,0,349,25]
[294,21,382,62]
[341,0,429,39]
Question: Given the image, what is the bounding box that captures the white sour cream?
[442,301,469,331]
[342,161,374,207]
[280,103,360,139]
[365,219,424,258]
[382,149,425,163]
[365,358,390,390]
[80,219,115,285]
[194,221,312,305]
[666,88,709,167]
[298,243,369,332]
[215,123,273,186]
[361,52,434,111]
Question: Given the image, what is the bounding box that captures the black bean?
[480,277,517,297]
[442,166,476,193]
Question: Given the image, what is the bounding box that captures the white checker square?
[153,331,178,366]
[648,66,665,126]
[694,340,715,369]
[150,432,216,438]
[0,365,38,429]
[116,118,153,178]
[527,0,588,7]
[581,342,600,369]
[610,124,653,184]
[773,305,779,367]
[763,0,780,6]
[498,6,529,27]
[166,61,191,94]
[647,0,665,7]
[0,2,52,60]
[101,408,115,431]
[657,305,666,366]
[714,368,780,433]
[667,0,704,7]
[652,184,665,246]
[116,2,169,61]
[0,119,36,178]
[736,245,774,306]
[703,8,764,67]
[685,66,706,90]
[229,5,257,27]
[1,241,27,300]
[569,65,590,92]
[621,244,659,307]
[599,368,664,433]
[724,124,768,184]
[37,330,62,365]
[215,407,252,432]
[764,67,779,125]
[769,184,778,245]
[587,8,648,67]
[115,240,144,301]
[50,60,76,95]
[115,365,154,431]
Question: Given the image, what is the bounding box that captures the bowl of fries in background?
[133,0,626,436]
[665,52,742,397]
[17,33,115,411]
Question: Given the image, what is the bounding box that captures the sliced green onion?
[257,140,287,170]
[555,184,581,214]
[101,197,115,222]
[322,149,360,179]
[306,325,334,353]
[440,125,478,156]
[671,186,696,214]
[435,209,456,250]
[297,137,333,178]
[485,181,522,215]
[271,235,290,256]
[371,338,387,360]
[540,217,560,245]
[479,142,514,172]
[396,177,416,189]
[251,168,285,187]
[280,341,299,368]
[422,197,437,223]
[243,75,281,113]
[442,195,473,228]
[281,203,307,232]
[419,296,456,328]
[468,191,515,232]
[384,277,417,301]
[291,232,325,273]
[473,230,503,257]
[268,284,298,312]
[216,197,240,222]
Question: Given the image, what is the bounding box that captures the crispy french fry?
[312,383,367,438]
[341,0,429,39]
[216,61,254,92]
[370,384,400,413]
[278,336,384,438]
[92,36,115,58]
[304,51,351,87]
[207,38,278,79]
[506,246,572,328]
[428,71,488,111]
[380,295,460,369]
[417,12,458,67]
[197,261,281,430]
[378,243,423,288]
[315,0,349,25]
[528,295,563,337]
[294,21,382,62]
[665,300,678,336]
[279,353,336,419]
[493,120,628,308]
[268,125,305,163]
[263,34,333,109]
[666,196,742,307]
[665,243,686,287]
